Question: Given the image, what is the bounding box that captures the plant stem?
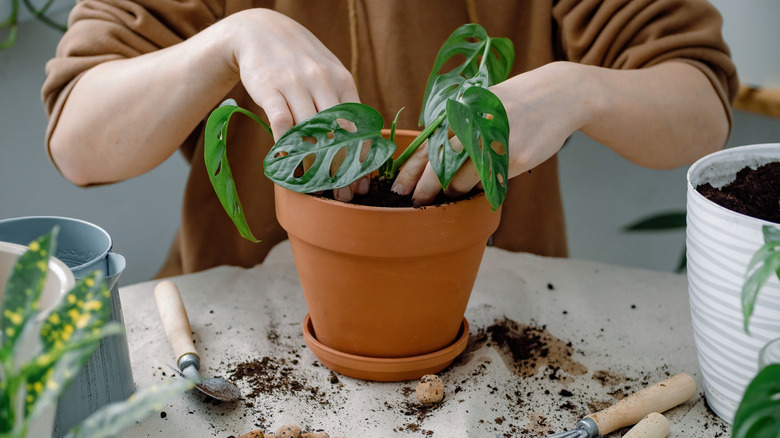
[386,40,492,180]
[21,0,67,33]
[479,39,491,71]
[389,112,446,177]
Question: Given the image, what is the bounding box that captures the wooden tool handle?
[154,280,198,362]
[586,373,696,435]
[623,413,669,438]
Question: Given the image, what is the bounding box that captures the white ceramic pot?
[0,240,74,438]
[686,143,780,423]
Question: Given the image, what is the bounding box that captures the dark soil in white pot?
[696,161,780,224]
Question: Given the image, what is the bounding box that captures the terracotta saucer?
[302,314,469,382]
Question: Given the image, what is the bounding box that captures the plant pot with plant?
[685,142,780,423]
[205,23,513,381]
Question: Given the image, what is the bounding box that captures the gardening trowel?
[154,280,241,401]
[545,373,696,438]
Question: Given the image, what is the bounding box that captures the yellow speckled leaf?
[0,230,56,359]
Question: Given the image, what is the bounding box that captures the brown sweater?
[42,0,738,277]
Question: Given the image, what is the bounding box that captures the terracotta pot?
[275,129,501,381]
[686,143,780,423]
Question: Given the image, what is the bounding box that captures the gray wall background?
[2,3,780,286]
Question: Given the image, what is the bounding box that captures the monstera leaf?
[419,73,468,190]
[264,103,396,192]
[204,101,273,242]
[419,23,514,125]
[742,225,780,333]
[446,86,509,210]
[732,364,780,438]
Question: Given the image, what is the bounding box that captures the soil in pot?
[318,178,478,208]
[696,161,780,224]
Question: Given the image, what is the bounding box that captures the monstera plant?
[0,229,191,438]
[205,23,514,241]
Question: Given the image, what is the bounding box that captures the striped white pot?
[686,143,780,423]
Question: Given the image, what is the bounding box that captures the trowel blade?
[181,365,240,402]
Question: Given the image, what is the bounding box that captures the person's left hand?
[392,61,593,206]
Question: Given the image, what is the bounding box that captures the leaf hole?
[301,136,317,145]
[491,141,506,156]
[295,153,317,178]
[330,147,348,178]
[336,118,357,133]
[439,54,468,76]
[359,139,372,163]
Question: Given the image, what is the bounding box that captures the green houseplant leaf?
[732,363,780,438]
[446,86,510,210]
[0,230,58,434]
[264,102,396,192]
[204,102,272,243]
[623,211,687,231]
[419,23,515,125]
[1,230,191,438]
[23,271,123,421]
[742,225,780,333]
[0,229,56,357]
[419,73,468,189]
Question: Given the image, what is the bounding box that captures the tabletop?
[117,241,729,438]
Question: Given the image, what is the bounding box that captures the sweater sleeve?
[41,0,224,172]
[552,0,739,126]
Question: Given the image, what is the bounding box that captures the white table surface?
[117,241,729,438]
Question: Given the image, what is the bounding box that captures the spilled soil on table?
[212,317,692,438]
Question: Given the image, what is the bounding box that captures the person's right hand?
[221,9,366,201]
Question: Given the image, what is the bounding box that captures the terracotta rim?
[302,314,469,382]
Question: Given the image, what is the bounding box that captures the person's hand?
[392,62,591,206]
[225,9,366,201]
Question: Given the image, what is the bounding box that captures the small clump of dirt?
[592,369,628,387]
[696,161,780,224]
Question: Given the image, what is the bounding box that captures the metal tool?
[154,280,241,401]
[546,373,696,438]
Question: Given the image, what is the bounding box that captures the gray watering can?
[0,216,135,437]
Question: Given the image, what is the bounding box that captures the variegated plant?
[741,224,780,333]
[732,224,780,438]
[205,23,514,242]
[0,229,192,438]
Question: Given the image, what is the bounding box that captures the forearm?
[50,20,238,186]
[578,61,729,169]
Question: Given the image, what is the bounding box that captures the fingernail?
[358,178,369,194]
[335,186,352,201]
[391,182,404,195]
